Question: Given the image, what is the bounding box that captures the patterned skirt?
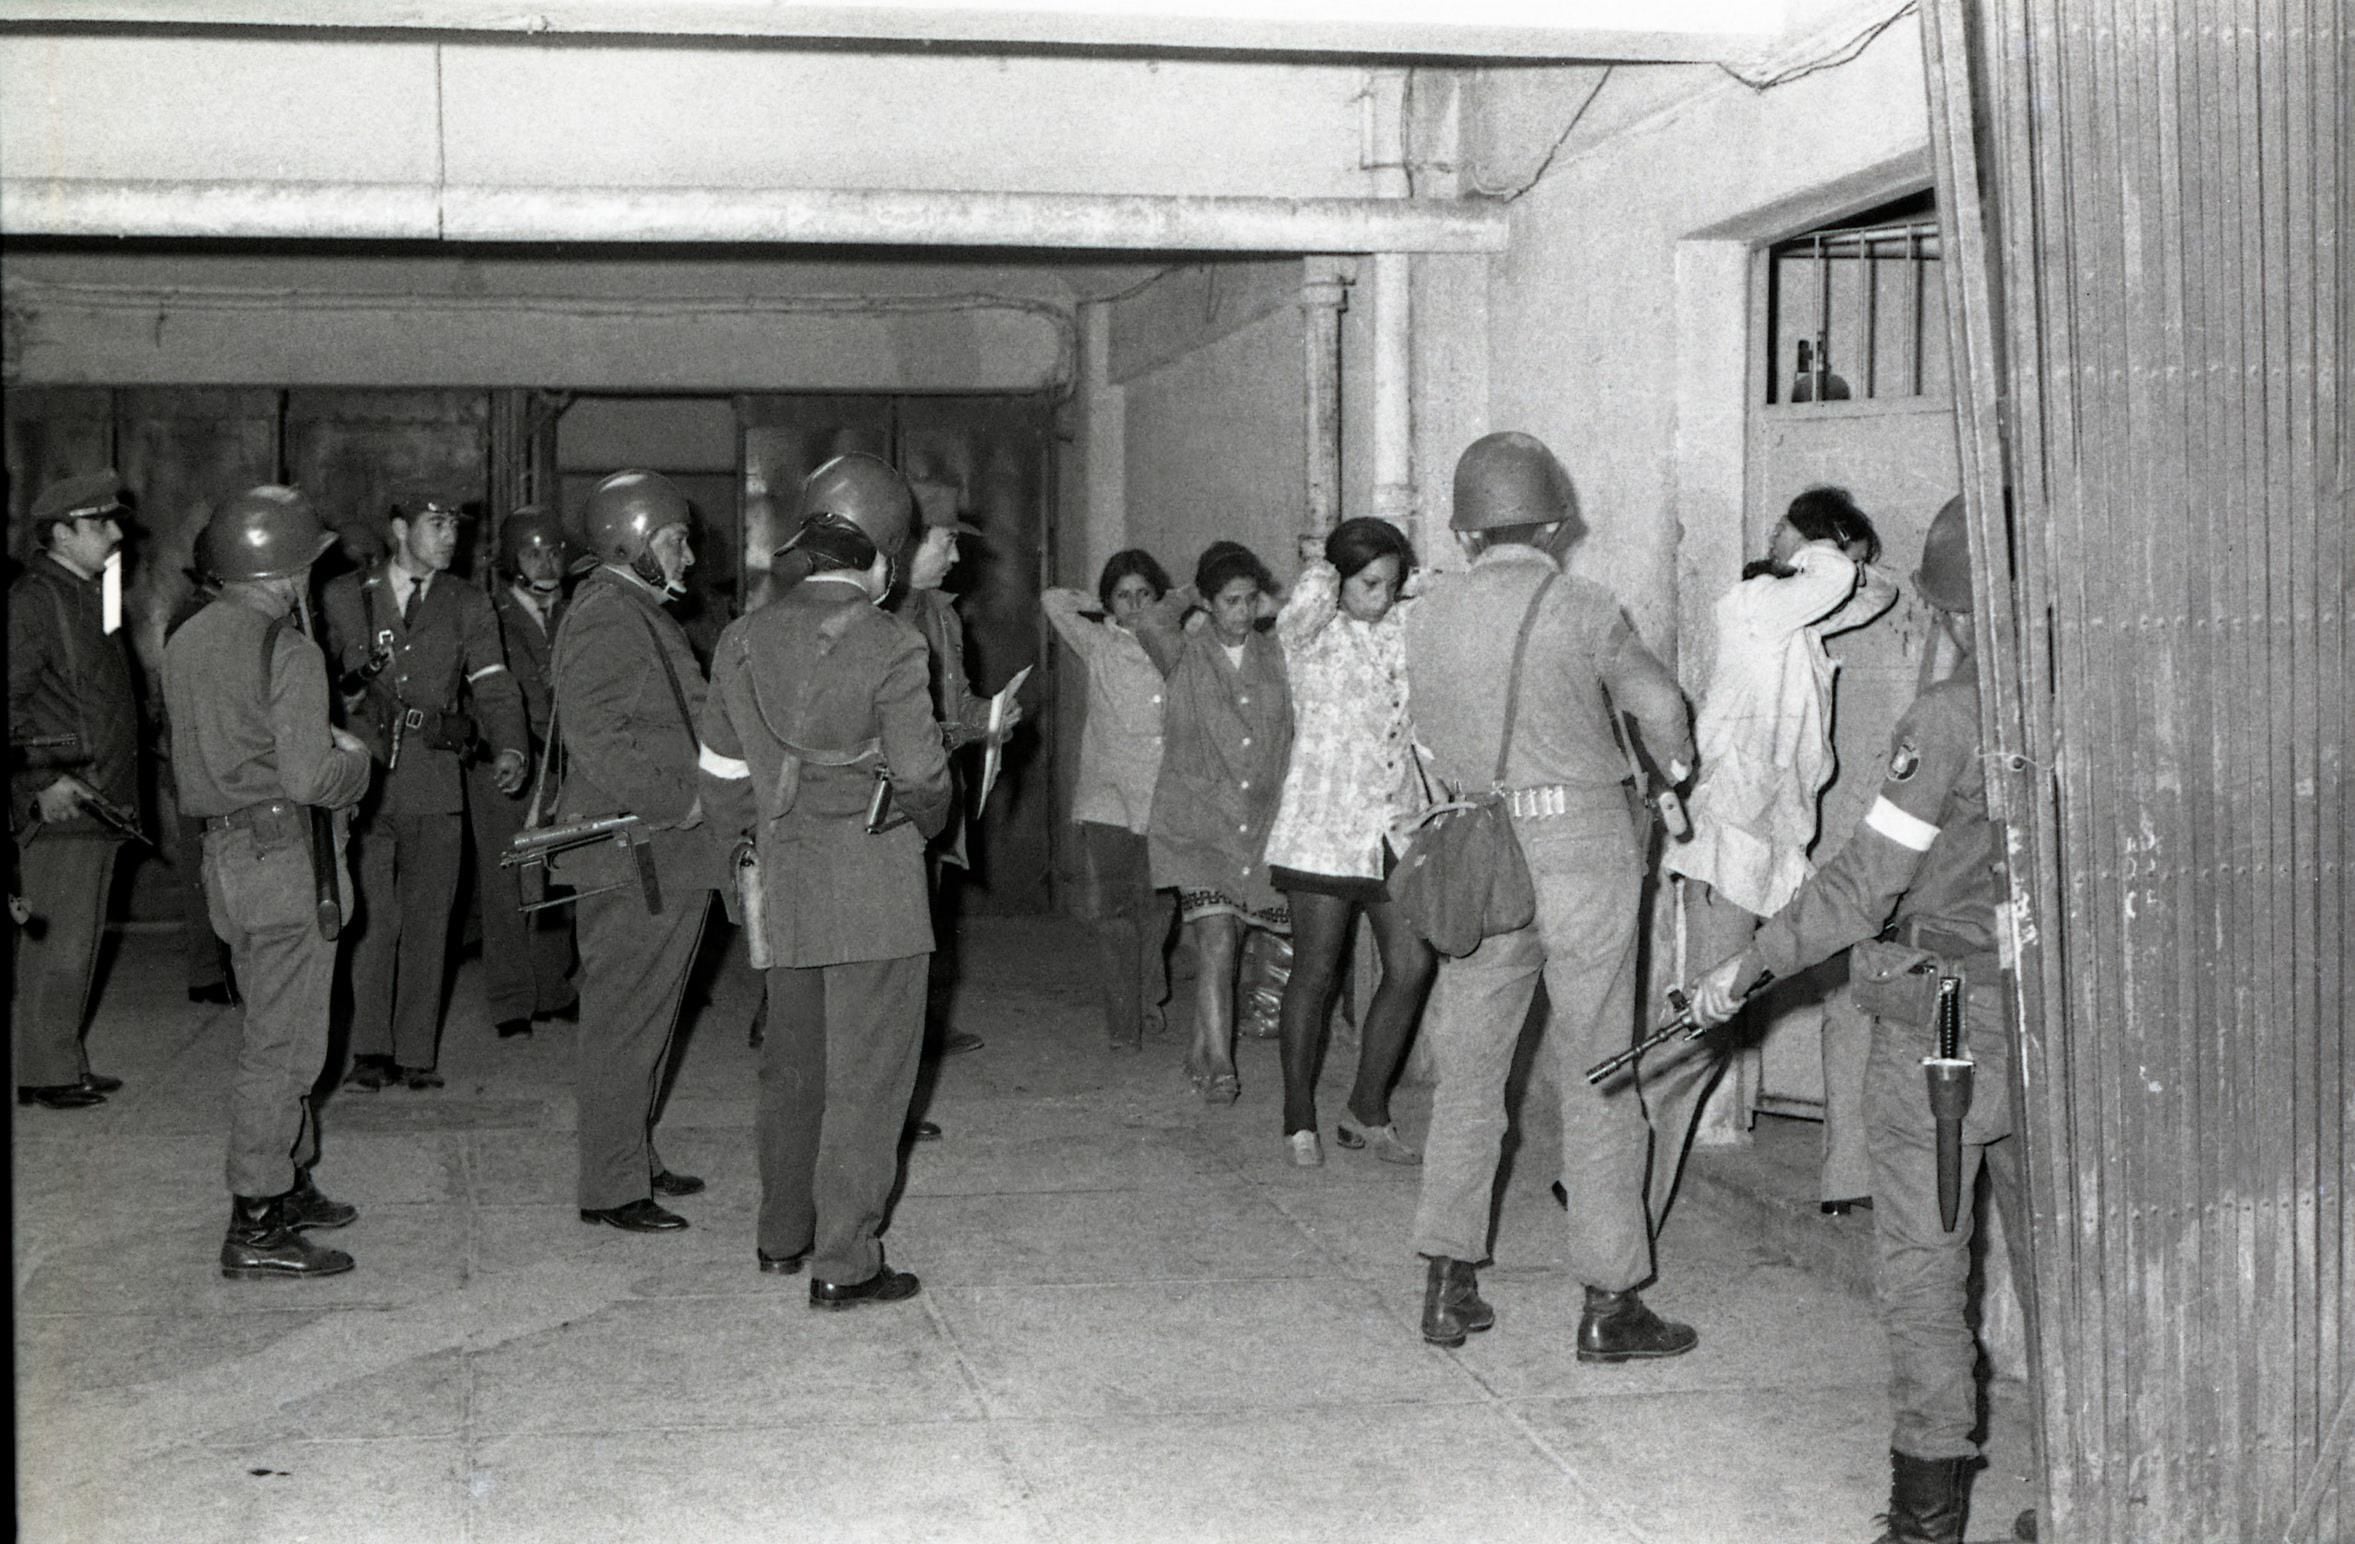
[1177,886,1292,933]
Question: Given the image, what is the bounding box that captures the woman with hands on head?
[1261,517,1435,1168]
[1040,550,1180,1051]
[1139,540,1292,1104]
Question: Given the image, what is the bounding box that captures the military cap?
[387,480,475,523]
[28,469,128,528]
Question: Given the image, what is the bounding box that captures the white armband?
[1864,795,1940,853]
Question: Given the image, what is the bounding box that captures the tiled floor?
[13,916,2037,1542]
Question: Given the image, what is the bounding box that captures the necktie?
[402,578,423,628]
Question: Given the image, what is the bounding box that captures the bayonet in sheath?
[1923,975,1975,1232]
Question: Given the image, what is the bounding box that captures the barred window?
[1765,190,1945,407]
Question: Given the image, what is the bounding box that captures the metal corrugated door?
[1923,1,2351,1539]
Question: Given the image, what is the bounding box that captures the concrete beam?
[0,1,1786,64]
[0,179,1511,254]
[2,281,1070,390]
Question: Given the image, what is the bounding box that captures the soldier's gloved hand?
[330,725,371,759]
[491,748,529,796]
[34,775,95,823]
[1691,951,1759,1027]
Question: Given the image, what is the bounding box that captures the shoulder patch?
[1888,740,1921,782]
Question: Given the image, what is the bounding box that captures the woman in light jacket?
[1142,540,1292,1104]
[1040,549,1176,1051]
[1263,518,1435,1168]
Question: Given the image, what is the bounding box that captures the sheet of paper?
[101,550,123,635]
[974,664,1033,813]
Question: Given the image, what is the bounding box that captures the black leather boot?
[280,1170,359,1231]
[1866,1450,1972,1544]
[1575,1286,1698,1362]
[220,1194,356,1280]
[1419,1255,1495,1347]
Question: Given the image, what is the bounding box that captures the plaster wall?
[1,35,1375,201]
[1120,304,1303,587]
[1463,14,1932,650]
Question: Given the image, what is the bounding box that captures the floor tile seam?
[460,1393,1506,1443]
[1482,1391,1657,1544]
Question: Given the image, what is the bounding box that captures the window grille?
[1766,193,1945,406]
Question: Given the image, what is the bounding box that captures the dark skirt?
[1271,847,1396,906]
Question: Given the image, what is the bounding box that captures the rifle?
[286,595,345,942]
[1584,973,1776,1087]
[501,812,662,916]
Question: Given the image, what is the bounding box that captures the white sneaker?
[1288,1130,1324,1168]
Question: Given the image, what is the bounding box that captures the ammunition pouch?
[1850,938,1942,1028]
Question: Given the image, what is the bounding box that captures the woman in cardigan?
[1142,540,1293,1104]
[1040,549,1177,1051]
[1263,518,1435,1168]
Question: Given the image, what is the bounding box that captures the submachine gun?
[7,729,150,847]
[501,814,662,917]
[1583,973,1776,1088]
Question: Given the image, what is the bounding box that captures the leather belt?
[203,799,301,836]
[1898,919,1999,972]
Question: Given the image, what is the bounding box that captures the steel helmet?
[499,504,568,572]
[579,470,691,584]
[203,486,336,581]
[792,452,916,561]
[1915,494,1972,613]
[1451,431,1574,532]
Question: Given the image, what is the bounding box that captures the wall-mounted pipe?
[1300,259,1353,535]
[0,178,1512,255]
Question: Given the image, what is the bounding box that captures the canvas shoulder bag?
[1392,571,1558,957]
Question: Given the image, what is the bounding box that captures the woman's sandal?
[1334,1116,1423,1166]
[1204,1071,1242,1105]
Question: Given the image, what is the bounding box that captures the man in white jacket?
[1649,486,1897,1222]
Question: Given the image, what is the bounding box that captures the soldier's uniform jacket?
[550,566,722,898]
[491,583,564,748]
[321,563,526,817]
[9,554,138,837]
[698,574,952,968]
[1741,672,2003,988]
[164,592,373,819]
[892,585,997,869]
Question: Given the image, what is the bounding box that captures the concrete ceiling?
[3,0,1795,64]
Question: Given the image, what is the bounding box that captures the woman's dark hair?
[1785,485,1880,561]
[1096,548,1171,610]
[1325,516,1417,582]
[1195,539,1275,600]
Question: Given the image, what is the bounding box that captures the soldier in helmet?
[321,484,529,1091]
[164,486,375,1278]
[1402,431,1698,1358]
[555,470,721,1232]
[1690,495,2031,1544]
[11,469,139,1110]
[698,452,951,1306]
[466,506,577,1040]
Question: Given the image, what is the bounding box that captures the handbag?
[1392,572,1558,957]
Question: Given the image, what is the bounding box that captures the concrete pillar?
[1076,299,1127,585]
[1299,258,1353,536]
[1363,69,1416,536]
